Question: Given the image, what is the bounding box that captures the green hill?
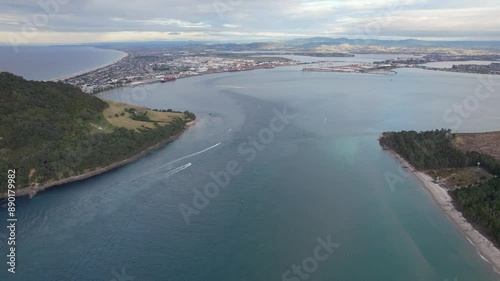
[0,72,195,194]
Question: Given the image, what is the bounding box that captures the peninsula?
[0,72,196,198]
[380,129,500,273]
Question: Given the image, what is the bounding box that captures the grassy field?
[101,99,185,130]
[427,167,495,189]
[454,131,500,161]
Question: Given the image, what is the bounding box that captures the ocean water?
[0,45,124,81]
[1,55,500,280]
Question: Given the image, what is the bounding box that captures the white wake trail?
[163,163,192,178]
[150,142,222,173]
[133,142,222,181]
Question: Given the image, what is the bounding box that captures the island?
[379,129,500,272]
[0,72,196,198]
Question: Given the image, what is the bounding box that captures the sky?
[0,0,499,44]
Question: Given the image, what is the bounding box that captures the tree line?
[0,72,194,194]
[380,129,500,247]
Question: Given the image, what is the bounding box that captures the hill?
[92,37,500,52]
[0,72,195,196]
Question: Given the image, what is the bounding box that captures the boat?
[161,77,176,83]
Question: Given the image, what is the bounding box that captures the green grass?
[427,167,495,189]
[102,99,185,130]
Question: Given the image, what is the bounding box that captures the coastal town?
[64,48,500,92]
[62,50,299,94]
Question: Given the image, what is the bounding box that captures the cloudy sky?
[0,0,499,44]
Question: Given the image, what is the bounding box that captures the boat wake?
[163,163,192,178]
[223,128,232,136]
[155,142,221,172]
[132,142,222,181]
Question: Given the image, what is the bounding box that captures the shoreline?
[301,69,396,75]
[96,63,302,96]
[385,148,500,275]
[0,120,197,200]
[402,65,500,76]
[50,51,129,82]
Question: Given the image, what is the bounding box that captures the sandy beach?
[387,150,500,275]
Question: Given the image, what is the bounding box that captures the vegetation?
[379,129,500,174]
[452,178,500,246]
[0,72,195,193]
[183,111,196,120]
[454,131,500,161]
[103,100,189,130]
[427,167,494,189]
[380,129,500,247]
[130,112,152,122]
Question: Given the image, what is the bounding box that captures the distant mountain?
[83,37,500,53]
[192,37,500,52]
[282,37,500,50]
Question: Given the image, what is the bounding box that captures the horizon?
[1,0,500,45]
[2,36,500,48]
[3,1,500,280]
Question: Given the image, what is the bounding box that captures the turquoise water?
[1,59,500,280]
[0,46,124,81]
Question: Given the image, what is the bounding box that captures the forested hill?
[379,129,500,173]
[380,129,500,247]
[0,72,195,194]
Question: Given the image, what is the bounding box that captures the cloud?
[0,0,499,43]
[222,24,241,28]
[112,18,211,28]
